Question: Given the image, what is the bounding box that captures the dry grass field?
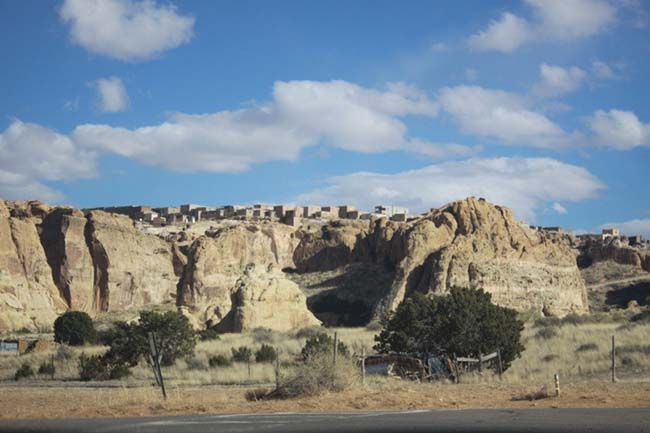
[1,314,649,419]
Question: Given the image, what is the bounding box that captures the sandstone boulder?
[217,263,320,332]
[177,222,300,326]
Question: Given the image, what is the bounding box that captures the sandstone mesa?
[0,197,595,332]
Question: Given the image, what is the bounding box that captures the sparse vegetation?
[255,344,278,363]
[197,327,221,341]
[576,343,599,352]
[208,354,232,368]
[14,363,34,381]
[37,361,55,376]
[231,346,253,363]
[301,332,349,361]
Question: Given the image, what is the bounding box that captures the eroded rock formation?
[0,197,589,332]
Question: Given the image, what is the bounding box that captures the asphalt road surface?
[2,408,650,433]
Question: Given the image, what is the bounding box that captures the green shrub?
[375,288,525,371]
[102,310,196,367]
[16,327,32,334]
[38,361,55,376]
[576,343,599,352]
[78,354,130,381]
[14,363,34,381]
[295,326,322,340]
[535,327,559,340]
[186,355,209,370]
[208,354,232,367]
[301,333,349,361]
[197,327,221,341]
[78,354,107,381]
[255,344,277,363]
[542,354,559,362]
[534,316,562,328]
[274,351,359,399]
[54,311,96,346]
[231,346,253,363]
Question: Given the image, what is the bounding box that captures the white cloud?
[72,80,472,172]
[468,0,617,53]
[60,0,194,61]
[95,76,129,112]
[592,60,616,79]
[552,202,567,214]
[437,85,581,149]
[297,157,605,222]
[468,12,533,53]
[533,63,587,97]
[430,42,449,52]
[0,121,97,202]
[587,109,650,149]
[600,219,650,238]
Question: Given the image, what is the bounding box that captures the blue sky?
[1,0,649,235]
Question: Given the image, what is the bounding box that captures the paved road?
[2,408,649,433]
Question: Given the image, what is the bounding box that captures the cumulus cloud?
[95,76,129,112]
[600,219,650,238]
[0,121,97,202]
[430,42,449,52]
[552,202,567,214]
[468,12,533,53]
[587,109,650,149]
[60,0,194,61]
[73,80,473,172]
[297,157,605,222]
[533,64,587,97]
[468,0,617,53]
[437,85,581,149]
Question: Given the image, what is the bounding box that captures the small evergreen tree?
[374,287,524,371]
[301,332,349,361]
[53,311,96,346]
[255,344,278,363]
[231,346,253,363]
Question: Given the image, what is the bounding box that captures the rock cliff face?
[177,223,300,328]
[0,213,67,331]
[0,197,589,332]
[292,198,588,318]
[581,240,650,273]
[215,263,320,332]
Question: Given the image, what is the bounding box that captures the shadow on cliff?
[605,282,650,308]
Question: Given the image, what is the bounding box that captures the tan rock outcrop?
[381,198,588,316]
[0,215,66,331]
[177,222,300,326]
[583,241,650,272]
[40,208,95,312]
[218,263,320,332]
[85,210,178,311]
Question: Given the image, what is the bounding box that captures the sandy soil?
[1,379,649,420]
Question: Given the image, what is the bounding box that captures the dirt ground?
[1,379,649,420]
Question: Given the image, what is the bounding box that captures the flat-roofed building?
[375,205,409,218]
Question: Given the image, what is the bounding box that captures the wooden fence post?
[148,332,167,400]
[497,349,503,380]
[611,335,617,383]
[332,332,338,386]
[361,347,366,385]
[554,373,561,397]
[275,354,280,392]
[478,353,483,374]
